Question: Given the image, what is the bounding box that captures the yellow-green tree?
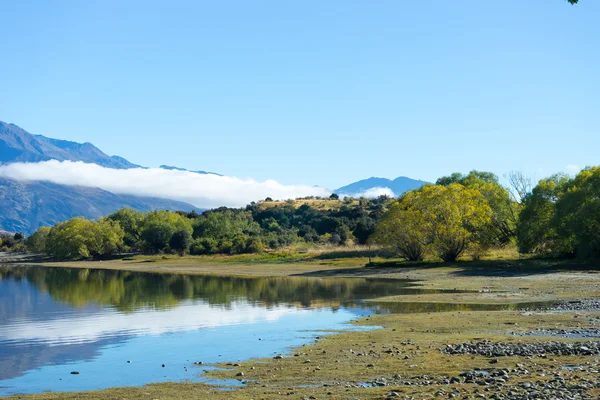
[45,217,125,260]
[373,184,492,262]
[436,171,519,247]
[370,203,426,261]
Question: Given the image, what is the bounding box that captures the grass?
[257,198,360,211]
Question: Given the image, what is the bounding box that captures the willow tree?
[371,203,426,261]
[373,184,492,262]
[436,171,519,246]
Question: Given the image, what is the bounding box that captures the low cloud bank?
[350,187,396,198]
[0,160,331,209]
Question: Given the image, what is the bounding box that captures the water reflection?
[3,265,532,396]
[1,265,452,395]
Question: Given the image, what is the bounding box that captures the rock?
[274,355,284,359]
[236,372,244,377]
[70,371,80,375]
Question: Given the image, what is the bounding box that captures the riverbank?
[5,255,600,399]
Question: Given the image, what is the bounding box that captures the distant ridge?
[335,176,428,197]
[159,165,221,176]
[0,178,200,234]
[0,121,205,233]
[0,121,140,169]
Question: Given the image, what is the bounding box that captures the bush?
[190,237,218,255]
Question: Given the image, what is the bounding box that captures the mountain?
[0,178,199,234]
[335,176,428,197]
[0,121,204,234]
[0,121,140,169]
[159,165,221,176]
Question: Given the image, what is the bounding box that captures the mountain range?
[0,122,201,234]
[335,176,428,197]
[0,121,426,234]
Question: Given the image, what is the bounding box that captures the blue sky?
[1,0,597,188]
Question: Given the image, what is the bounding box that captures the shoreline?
[3,257,600,399]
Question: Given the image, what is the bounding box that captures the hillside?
[0,121,140,169]
[0,178,199,234]
[335,176,428,197]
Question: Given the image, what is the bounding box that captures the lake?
[0,265,517,396]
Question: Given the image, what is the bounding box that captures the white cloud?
[566,164,581,174]
[354,187,395,198]
[0,160,331,209]
[0,300,306,345]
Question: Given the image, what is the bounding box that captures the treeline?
[26,196,389,260]
[372,167,600,261]
[25,166,600,262]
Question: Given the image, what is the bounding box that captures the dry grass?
[258,198,359,210]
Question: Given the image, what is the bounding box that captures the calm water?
[0,265,452,396]
[0,265,544,396]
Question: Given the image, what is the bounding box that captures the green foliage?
[437,171,519,246]
[141,211,192,253]
[44,217,124,260]
[106,208,144,249]
[556,167,600,258]
[517,174,572,255]
[371,203,426,261]
[25,195,393,257]
[26,226,51,253]
[0,231,26,252]
[190,237,218,255]
[373,184,492,262]
[169,230,192,255]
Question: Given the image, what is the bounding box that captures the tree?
[373,184,492,262]
[437,171,519,246]
[371,203,426,261]
[353,216,376,245]
[169,230,192,255]
[45,217,124,260]
[26,226,51,253]
[507,171,533,203]
[141,211,193,252]
[555,167,600,258]
[517,174,572,256]
[107,208,144,249]
[329,193,340,200]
